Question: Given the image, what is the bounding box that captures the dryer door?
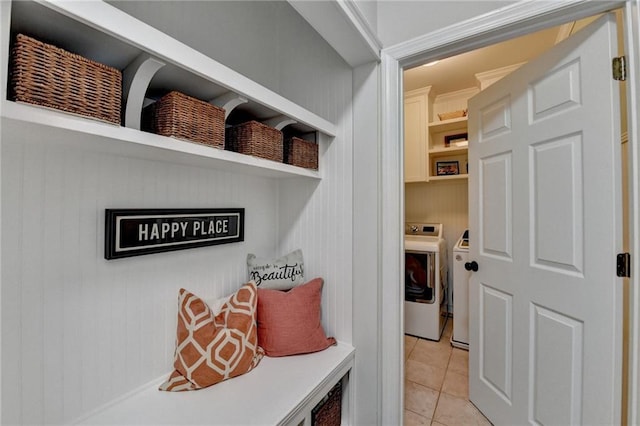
[405,251,435,304]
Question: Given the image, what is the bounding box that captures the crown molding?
[384,0,624,68]
[287,0,381,67]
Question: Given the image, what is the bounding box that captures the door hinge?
[617,252,631,278]
[612,56,627,81]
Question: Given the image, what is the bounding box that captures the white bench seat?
[75,342,355,426]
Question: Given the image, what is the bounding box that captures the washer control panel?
[405,223,442,238]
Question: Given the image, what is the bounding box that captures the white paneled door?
[467,14,623,425]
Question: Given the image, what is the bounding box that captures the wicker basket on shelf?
[143,91,225,148]
[311,380,342,426]
[225,120,283,162]
[437,109,467,121]
[284,137,318,170]
[9,33,122,125]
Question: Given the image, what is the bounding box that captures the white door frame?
[379,1,639,424]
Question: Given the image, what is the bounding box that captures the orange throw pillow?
[160,282,264,391]
[257,278,336,357]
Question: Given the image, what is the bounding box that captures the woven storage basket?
[311,380,342,426]
[285,137,318,170]
[143,91,225,148]
[10,33,121,125]
[226,120,283,162]
[437,109,467,121]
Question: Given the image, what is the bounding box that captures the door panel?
[530,304,583,425]
[529,60,582,121]
[480,153,513,259]
[478,96,512,142]
[479,284,513,402]
[468,13,622,424]
[530,134,583,274]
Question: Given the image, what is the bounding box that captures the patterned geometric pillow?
[159,282,264,391]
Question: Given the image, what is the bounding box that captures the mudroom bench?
[74,342,354,425]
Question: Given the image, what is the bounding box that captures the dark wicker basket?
[10,33,122,125]
[311,380,342,426]
[143,91,225,148]
[225,120,283,162]
[285,137,318,170]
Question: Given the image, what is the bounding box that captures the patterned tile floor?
[404,319,491,426]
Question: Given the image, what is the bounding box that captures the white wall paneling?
[1,1,354,423]
[380,49,404,426]
[352,61,381,426]
[1,120,279,424]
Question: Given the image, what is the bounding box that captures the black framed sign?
[105,208,244,259]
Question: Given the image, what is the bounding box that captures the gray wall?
[377,1,512,47]
[108,0,350,123]
[354,0,378,33]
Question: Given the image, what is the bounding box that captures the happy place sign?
[105,208,244,259]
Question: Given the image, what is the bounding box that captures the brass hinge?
[617,252,631,278]
[612,56,627,81]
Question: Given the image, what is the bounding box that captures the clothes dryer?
[404,223,448,340]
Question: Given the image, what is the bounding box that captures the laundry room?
[403,12,628,424]
[402,15,602,345]
[399,5,639,423]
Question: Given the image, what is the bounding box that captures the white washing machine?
[451,229,470,350]
[404,223,448,341]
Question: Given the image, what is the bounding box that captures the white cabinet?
[403,87,430,182]
[404,86,477,183]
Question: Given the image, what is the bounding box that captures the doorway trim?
[379,1,637,424]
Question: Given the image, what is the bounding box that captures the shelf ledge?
[2,101,321,180]
[429,146,468,156]
[428,116,468,132]
[428,174,469,182]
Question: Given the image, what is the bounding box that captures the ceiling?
[403,15,600,96]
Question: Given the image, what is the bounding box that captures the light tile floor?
[404,319,492,426]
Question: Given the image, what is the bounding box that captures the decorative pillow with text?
[159,282,264,392]
[247,249,304,290]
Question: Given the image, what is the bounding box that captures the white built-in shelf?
[429,146,468,157]
[429,173,469,182]
[428,116,468,133]
[2,0,335,180]
[75,342,355,426]
[2,102,321,180]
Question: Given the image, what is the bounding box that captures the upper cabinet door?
[404,87,430,182]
